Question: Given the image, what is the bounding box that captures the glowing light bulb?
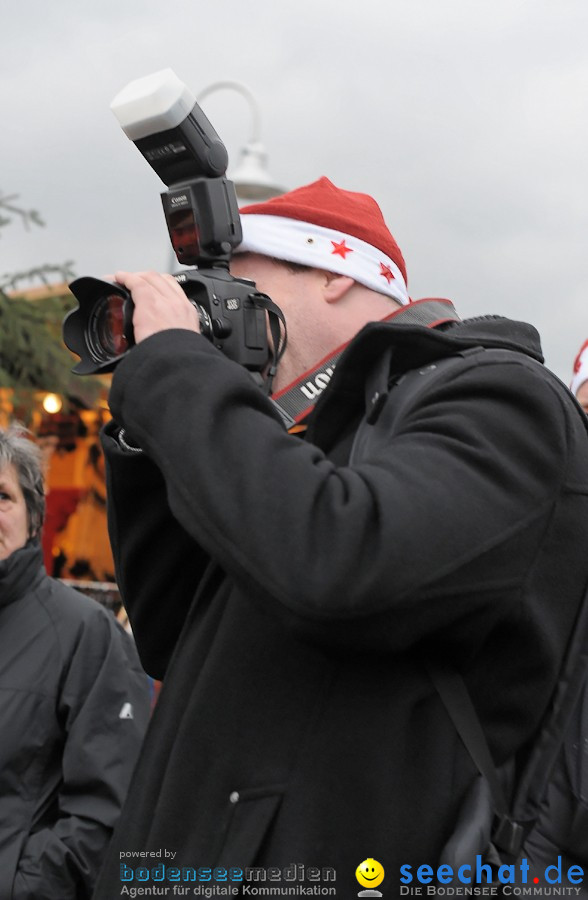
[43,393,62,414]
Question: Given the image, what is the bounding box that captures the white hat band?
[236,215,410,306]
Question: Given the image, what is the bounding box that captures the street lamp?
[197,81,285,203]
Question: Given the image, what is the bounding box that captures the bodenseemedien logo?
[356,858,385,898]
[119,861,337,896]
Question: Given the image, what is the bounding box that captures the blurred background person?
[570,339,588,413]
[0,423,150,900]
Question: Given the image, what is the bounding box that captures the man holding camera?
[93,177,588,894]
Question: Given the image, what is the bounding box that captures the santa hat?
[236,177,410,306]
[571,339,588,397]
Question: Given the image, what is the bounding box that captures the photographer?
[93,178,588,892]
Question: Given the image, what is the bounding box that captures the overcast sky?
[2,0,587,380]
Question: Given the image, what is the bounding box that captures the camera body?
[63,70,277,377]
[64,268,269,376]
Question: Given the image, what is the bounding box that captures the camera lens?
[87,294,131,363]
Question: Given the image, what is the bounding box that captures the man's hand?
[114,271,201,343]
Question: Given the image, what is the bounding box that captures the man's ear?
[322,271,356,304]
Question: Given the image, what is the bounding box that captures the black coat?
[94,307,588,897]
[0,541,151,900]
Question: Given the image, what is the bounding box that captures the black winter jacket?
[0,541,150,900]
[94,306,588,896]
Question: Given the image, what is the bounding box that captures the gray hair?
[0,424,45,537]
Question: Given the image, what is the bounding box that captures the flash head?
[110,68,228,183]
[109,68,242,266]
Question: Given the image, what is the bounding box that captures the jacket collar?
[305,303,544,450]
[333,311,543,382]
[272,299,461,428]
[0,540,45,610]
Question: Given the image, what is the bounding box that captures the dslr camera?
[63,70,283,382]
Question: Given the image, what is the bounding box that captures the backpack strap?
[428,378,588,855]
[510,384,588,823]
[427,572,588,857]
[352,341,588,858]
[510,575,588,822]
[425,660,525,857]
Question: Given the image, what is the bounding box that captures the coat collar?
[0,540,45,610]
[305,304,544,451]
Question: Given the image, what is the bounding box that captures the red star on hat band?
[331,239,353,259]
[379,263,395,283]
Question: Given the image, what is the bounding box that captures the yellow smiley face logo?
[356,858,385,888]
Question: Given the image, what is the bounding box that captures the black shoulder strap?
[352,344,588,857]
[512,374,588,821]
[510,576,588,821]
[428,379,588,855]
[424,660,525,856]
[427,573,588,856]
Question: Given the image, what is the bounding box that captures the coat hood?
[349,309,542,375]
[306,304,544,445]
[325,306,543,398]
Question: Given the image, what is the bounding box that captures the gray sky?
[2,0,587,380]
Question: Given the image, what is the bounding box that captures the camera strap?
[251,292,288,399]
[270,298,460,431]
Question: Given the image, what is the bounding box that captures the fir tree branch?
[0,191,45,232]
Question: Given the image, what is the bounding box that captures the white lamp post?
[197,81,285,203]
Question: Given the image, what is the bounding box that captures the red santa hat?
[571,339,588,397]
[236,177,410,306]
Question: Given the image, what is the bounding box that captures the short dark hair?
[234,252,313,276]
[0,424,45,536]
[269,257,313,275]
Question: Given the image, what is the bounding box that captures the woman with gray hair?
[0,423,150,900]
[0,423,45,553]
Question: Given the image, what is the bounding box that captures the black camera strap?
[251,292,288,398]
